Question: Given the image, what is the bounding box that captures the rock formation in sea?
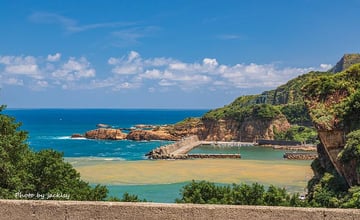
[71,133,84,138]
[126,129,178,141]
[84,128,127,140]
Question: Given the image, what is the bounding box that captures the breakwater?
[201,141,254,147]
[1,200,360,220]
[188,154,241,159]
[283,152,318,160]
[257,139,302,146]
[146,136,244,159]
[145,135,201,159]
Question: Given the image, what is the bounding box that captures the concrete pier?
[201,141,254,147]
[146,136,247,160]
[283,152,318,160]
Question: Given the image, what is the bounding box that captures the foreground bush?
[176,180,305,207]
[0,105,107,200]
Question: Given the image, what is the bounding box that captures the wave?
[54,136,72,140]
[52,136,87,140]
[65,156,126,162]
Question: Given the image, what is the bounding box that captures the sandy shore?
[67,158,313,191]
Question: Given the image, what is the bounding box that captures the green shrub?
[176,180,304,206]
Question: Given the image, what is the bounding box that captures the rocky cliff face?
[330,54,360,73]
[304,62,360,187]
[199,115,290,142]
[122,115,291,142]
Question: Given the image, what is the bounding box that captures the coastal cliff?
[137,114,290,142]
[199,115,290,142]
[304,61,360,187]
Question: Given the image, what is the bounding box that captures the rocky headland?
[72,115,291,143]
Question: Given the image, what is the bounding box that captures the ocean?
[4,109,312,203]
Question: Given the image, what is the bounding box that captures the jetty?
[283,152,318,160]
[146,135,248,160]
[146,135,317,160]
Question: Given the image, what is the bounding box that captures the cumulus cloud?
[108,51,326,91]
[0,54,97,90]
[52,57,96,87]
[108,51,143,75]
[0,55,40,77]
[47,53,61,62]
[0,51,332,93]
[320,63,332,70]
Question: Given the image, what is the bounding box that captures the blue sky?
[1,0,359,109]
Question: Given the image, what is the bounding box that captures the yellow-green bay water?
[68,157,313,203]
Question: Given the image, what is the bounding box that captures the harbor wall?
[283,152,318,160]
[146,135,200,159]
[257,139,302,146]
[1,200,360,220]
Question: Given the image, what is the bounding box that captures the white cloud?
[36,80,49,88]
[169,62,187,70]
[52,57,95,82]
[47,53,61,62]
[0,51,332,93]
[159,79,176,87]
[5,78,24,86]
[108,51,330,91]
[108,51,143,75]
[29,12,135,33]
[320,63,332,70]
[0,56,39,75]
[141,69,162,79]
[113,82,140,90]
[203,58,218,67]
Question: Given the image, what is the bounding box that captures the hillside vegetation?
[203,71,328,124]
[302,63,360,207]
[304,63,360,131]
[202,72,331,143]
[178,55,360,208]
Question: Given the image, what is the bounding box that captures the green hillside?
[202,54,360,144]
[304,63,360,131]
[203,71,328,125]
[204,54,360,125]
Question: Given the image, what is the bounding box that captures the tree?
[0,105,32,198]
[175,180,304,207]
[0,105,108,200]
[264,185,289,206]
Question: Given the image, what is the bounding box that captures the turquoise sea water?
[190,145,286,160]
[5,109,310,203]
[4,109,207,202]
[6,109,205,160]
